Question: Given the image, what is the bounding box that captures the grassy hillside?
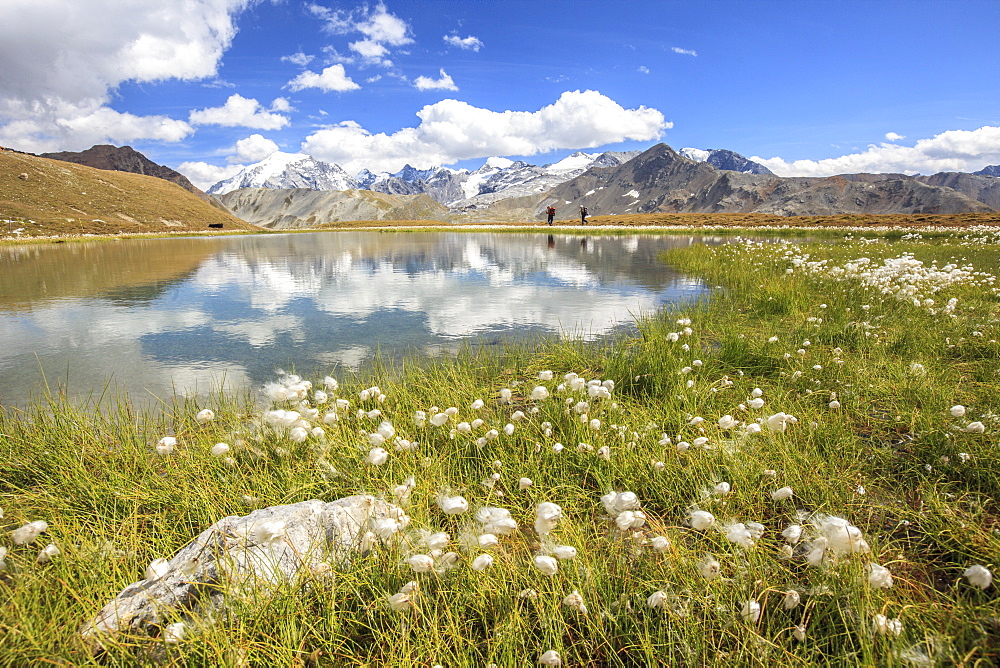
[0,149,256,237]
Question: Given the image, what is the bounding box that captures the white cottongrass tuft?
[519,477,533,490]
[647,590,669,610]
[783,590,801,610]
[155,436,176,456]
[365,447,389,465]
[471,554,494,571]
[872,614,903,636]
[771,486,794,501]
[36,543,60,564]
[195,408,215,424]
[649,535,671,552]
[405,554,435,573]
[11,520,48,545]
[781,524,803,544]
[699,555,721,579]
[539,650,562,666]
[437,494,469,515]
[475,506,518,535]
[533,554,559,575]
[146,558,170,581]
[766,412,797,432]
[562,590,587,614]
[740,600,761,624]
[688,510,715,531]
[534,502,563,535]
[531,386,550,401]
[210,442,230,457]
[950,405,966,417]
[965,421,985,433]
[723,522,755,548]
[601,490,640,517]
[804,514,869,565]
[718,414,738,429]
[551,544,577,560]
[868,562,894,588]
[963,564,993,590]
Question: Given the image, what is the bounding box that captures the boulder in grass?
[80,496,408,645]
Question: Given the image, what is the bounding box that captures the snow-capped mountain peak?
[208,152,358,194]
[546,151,599,172]
[678,148,773,175]
[679,148,712,162]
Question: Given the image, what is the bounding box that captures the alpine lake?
[0,230,735,409]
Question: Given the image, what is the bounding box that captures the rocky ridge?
[40,144,221,207]
[542,144,996,218]
[217,188,448,229]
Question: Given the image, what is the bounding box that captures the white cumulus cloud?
[884,131,905,141]
[752,125,1000,176]
[189,94,290,129]
[0,0,252,151]
[671,47,697,56]
[281,52,315,67]
[444,34,484,51]
[233,134,280,162]
[301,89,670,173]
[413,69,459,92]
[287,65,361,93]
[310,2,411,67]
[176,160,245,191]
[0,101,194,153]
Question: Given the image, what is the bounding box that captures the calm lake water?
[0,231,710,408]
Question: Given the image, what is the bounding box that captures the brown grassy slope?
[0,149,255,236]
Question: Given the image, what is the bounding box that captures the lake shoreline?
[4,210,1000,245]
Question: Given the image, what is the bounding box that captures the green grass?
[1,233,999,666]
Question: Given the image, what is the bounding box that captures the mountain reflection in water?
[0,231,708,407]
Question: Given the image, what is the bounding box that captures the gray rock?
[80,496,408,643]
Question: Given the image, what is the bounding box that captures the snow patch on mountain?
[679,148,712,162]
[208,152,358,195]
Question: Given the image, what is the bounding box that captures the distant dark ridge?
[41,144,222,208]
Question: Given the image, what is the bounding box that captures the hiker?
[546,205,556,225]
[579,205,588,225]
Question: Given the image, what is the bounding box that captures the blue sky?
[2,0,999,189]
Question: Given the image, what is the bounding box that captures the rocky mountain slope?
[1,148,252,236]
[209,150,640,209]
[679,148,774,175]
[973,165,1000,178]
[208,152,358,194]
[541,144,995,217]
[40,144,221,207]
[217,188,447,229]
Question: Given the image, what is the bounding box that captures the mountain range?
[541,144,998,217]
[20,143,1000,228]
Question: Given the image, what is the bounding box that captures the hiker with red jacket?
[546,205,556,225]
